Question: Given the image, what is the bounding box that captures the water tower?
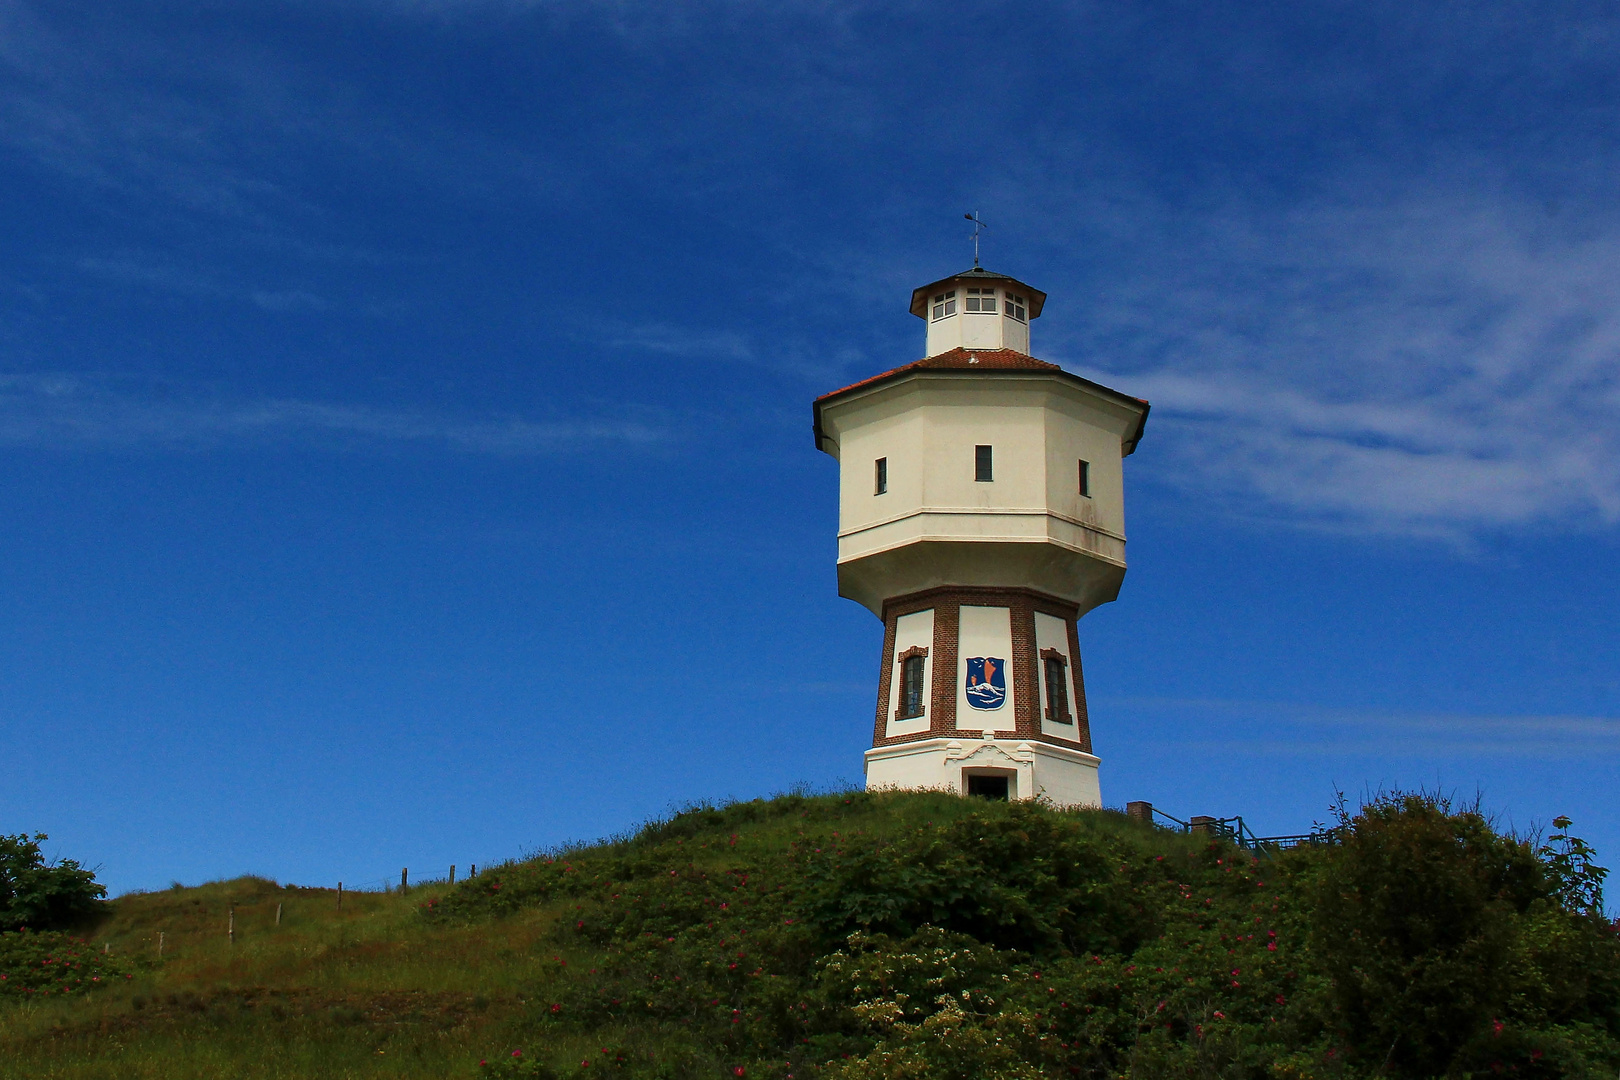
[813,267,1149,805]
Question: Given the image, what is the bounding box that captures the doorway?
[966,774,1009,800]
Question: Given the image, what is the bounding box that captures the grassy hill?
[1,790,1616,1080]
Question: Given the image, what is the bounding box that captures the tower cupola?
[910,269,1046,357]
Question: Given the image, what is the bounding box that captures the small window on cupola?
[1004,294,1027,322]
[965,287,996,312]
[931,291,957,320]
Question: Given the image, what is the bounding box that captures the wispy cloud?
[0,374,665,452]
[602,321,869,386]
[1038,183,1620,540]
[1104,695,1620,759]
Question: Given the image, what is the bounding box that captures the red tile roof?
[814,349,1061,403]
[813,348,1150,454]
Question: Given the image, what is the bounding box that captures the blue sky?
[3,1,1618,897]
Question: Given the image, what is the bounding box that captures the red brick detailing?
[1006,594,1038,740]
[1066,616,1093,753]
[871,611,898,745]
[872,586,1088,753]
[929,601,960,736]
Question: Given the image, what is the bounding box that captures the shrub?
[1306,793,1620,1079]
[0,833,107,932]
[0,928,134,998]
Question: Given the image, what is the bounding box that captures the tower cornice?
[813,348,1150,457]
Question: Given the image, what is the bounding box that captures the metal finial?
[964,211,988,268]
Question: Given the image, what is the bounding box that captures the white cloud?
[0,374,665,452]
[1046,185,1620,539]
[1107,696,1620,759]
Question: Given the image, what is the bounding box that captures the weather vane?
[964,210,988,268]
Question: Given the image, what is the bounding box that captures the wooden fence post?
[337,882,343,910]
[401,868,408,893]
[158,931,165,958]
[275,903,282,927]
[449,864,456,885]
[228,905,236,946]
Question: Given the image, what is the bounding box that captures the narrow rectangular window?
[1043,654,1072,724]
[900,654,926,718]
[975,445,993,482]
[874,457,887,495]
[1078,459,1091,497]
[894,647,929,722]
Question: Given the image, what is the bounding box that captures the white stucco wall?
[884,608,934,739]
[927,310,1030,356]
[1034,610,1081,740]
[956,604,1015,735]
[819,371,1143,614]
[864,738,1102,807]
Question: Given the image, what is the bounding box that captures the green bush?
[0,833,107,932]
[1305,793,1620,1079]
[0,928,135,998]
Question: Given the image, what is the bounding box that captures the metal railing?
[1134,802,1335,851]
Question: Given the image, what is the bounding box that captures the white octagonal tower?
[814,268,1149,807]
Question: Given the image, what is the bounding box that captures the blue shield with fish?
[964,657,1006,710]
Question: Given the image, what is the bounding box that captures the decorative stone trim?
[1039,648,1072,724]
[893,645,930,721]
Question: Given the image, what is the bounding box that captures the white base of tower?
[863,737,1102,808]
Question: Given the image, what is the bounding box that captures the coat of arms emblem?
[964,657,1006,710]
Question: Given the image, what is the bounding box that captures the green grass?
[0,791,1019,1078]
[2,790,1615,1080]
